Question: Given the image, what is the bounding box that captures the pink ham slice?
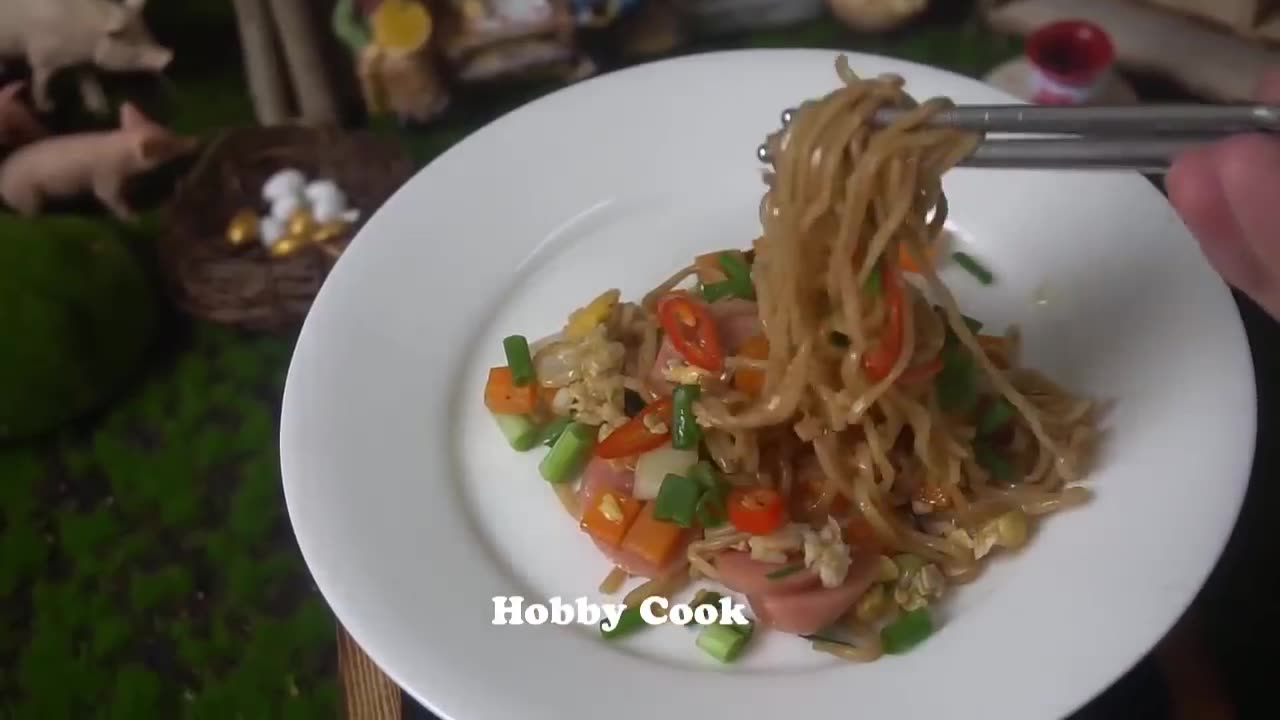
[746,552,881,635]
[713,550,822,596]
[577,456,693,579]
[647,298,762,390]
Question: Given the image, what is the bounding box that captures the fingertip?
[1255,66,1280,102]
[1166,146,1224,233]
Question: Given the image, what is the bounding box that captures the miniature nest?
[160,126,415,332]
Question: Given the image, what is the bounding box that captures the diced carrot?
[899,240,938,274]
[620,502,685,568]
[484,366,537,415]
[581,491,644,548]
[733,334,770,397]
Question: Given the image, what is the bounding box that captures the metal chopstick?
[754,104,1270,172]
[958,137,1207,173]
[877,104,1280,135]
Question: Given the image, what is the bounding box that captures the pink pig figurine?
[0,101,198,220]
[0,81,47,147]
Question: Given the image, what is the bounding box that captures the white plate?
[280,50,1255,720]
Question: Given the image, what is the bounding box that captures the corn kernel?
[855,584,889,623]
[993,509,1029,550]
[565,289,620,339]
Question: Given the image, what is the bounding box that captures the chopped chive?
[936,340,977,413]
[695,490,726,528]
[502,335,535,386]
[696,623,748,662]
[538,416,573,447]
[653,473,702,528]
[492,413,540,451]
[766,562,805,580]
[974,442,1015,483]
[880,608,934,654]
[690,590,724,616]
[601,606,647,639]
[623,389,646,417]
[801,633,857,647]
[701,281,736,302]
[952,251,994,285]
[538,422,595,484]
[977,398,1015,436]
[671,384,701,450]
[865,266,882,296]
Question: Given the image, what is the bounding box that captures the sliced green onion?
[601,606,647,639]
[974,442,1014,483]
[539,422,595,484]
[623,389,646,417]
[538,416,573,447]
[653,473,702,528]
[701,281,736,303]
[695,490,726,528]
[696,622,748,662]
[880,608,934,654]
[671,384,701,450]
[977,398,1014,436]
[717,252,755,300]
[687,461,724,493]
[952,251,994,285]
[492,413,539,451]
[766,563,805,580]
[502,335,535,386]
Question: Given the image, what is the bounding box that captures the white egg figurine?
[262,168,306,203]
[259,216,285,247]
[270,192,307,222]
[305,180,348,223]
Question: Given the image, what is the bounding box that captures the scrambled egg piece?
[803,518,852,589]
[748,524,805,564]
[894,561,945,612]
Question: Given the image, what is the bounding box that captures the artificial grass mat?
[0,7,1019,718]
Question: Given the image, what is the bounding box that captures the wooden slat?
[338,625,403,720]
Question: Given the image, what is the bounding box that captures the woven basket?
[159,126,415,332]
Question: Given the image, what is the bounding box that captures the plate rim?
[280,47,1257,720]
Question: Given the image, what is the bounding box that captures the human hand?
[1166,69,1280,320]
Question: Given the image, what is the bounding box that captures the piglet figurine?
[0,102,198,220]
[0,81,47,147]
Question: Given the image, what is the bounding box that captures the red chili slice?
[727,488,786,535]
[657,293,724,372]
[594,398,673,459]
